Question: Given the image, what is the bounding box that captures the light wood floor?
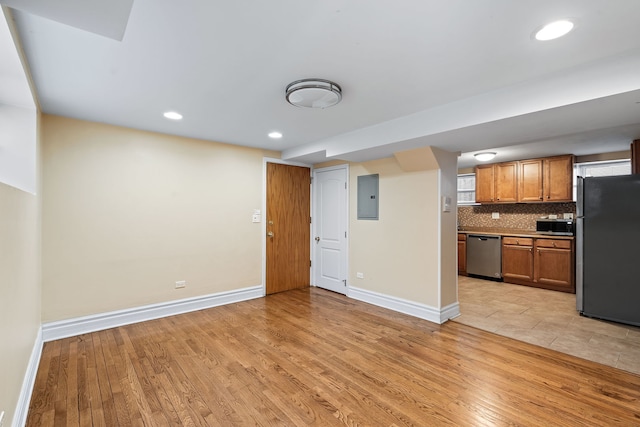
[28,288,640,426]
[455,275,640,375]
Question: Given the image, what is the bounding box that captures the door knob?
[267,231,274,238]
[315,236,320,242]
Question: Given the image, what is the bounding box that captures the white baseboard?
[14,327,43,427]
[348,286,460,324]
[42,285,263,342]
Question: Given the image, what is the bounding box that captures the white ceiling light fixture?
[474,152,497,162]
[268,131,283,139]
[286,79,342,109]
[163,111,183,120]
[534,19,574,41]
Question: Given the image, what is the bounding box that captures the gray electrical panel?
[357,174,379,220]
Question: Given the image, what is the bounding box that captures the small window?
[574,159,631,200]
[575,159,631,178]
[457,173,476,205]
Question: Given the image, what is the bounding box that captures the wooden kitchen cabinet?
[501,235,575,293]
[475,162,517,203]
[534,238,574,292]
[475,164,495,203]
[458,233,467,275]
[495,162,518,202]
[476,155,574,204]
[518,159,543,202]
[502,237,534,282]
[544,155,574,202]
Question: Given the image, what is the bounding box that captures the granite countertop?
[457,227,574,240]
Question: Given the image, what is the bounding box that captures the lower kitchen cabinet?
[534,238,574,292]
[502,236,575,293]
[458,233,467,275]
[502,237,534,282]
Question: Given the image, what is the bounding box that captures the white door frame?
[261,157,312,296]
[312,163,349,293]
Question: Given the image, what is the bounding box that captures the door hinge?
[310,176,314,183]
[345,182,347,189]
[345,231,347,238]
[310,216,312,224]
[309,260,312,267]
[343,279,347,286]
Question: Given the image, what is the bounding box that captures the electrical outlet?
[564,213,574,219]
[491,212,499,219]
[175,280,186,289]
[356,272,364,279]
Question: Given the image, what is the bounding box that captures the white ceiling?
[5,0,640,167]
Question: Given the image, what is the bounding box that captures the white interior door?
[313,165,348,294]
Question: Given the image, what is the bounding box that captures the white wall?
[41,115,277,321]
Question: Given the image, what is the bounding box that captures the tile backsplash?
[458,202,576,230]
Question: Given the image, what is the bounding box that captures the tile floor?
[453,275,640,375]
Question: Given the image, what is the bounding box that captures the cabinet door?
[534,246,574,291]
[502,243,534,282]
[495,162,518,203]
[457,240,467,274]
[475,165,495,203]
[544,156,573,202]
[518,159,543,202]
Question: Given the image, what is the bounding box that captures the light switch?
[442,196,451,212]
[492,212,499,219]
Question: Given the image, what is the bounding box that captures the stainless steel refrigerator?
[576,175,640,327]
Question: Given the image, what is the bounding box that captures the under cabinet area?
[475,154,574,204]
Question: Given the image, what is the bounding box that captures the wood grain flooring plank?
[27,288,640,426]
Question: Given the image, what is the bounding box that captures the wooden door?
[518,159,543,202]
[475,164,495,203]
[544,155,573,202]
[266,163,311,294]
[495,162,518,203]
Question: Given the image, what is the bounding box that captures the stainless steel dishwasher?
[466,234,502,280]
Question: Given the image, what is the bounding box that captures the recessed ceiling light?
[474,152,497,162]
[163,111,183,120]
[534,20,574,41]
[268,131,283,139]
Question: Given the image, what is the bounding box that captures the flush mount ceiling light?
[268,131,283,139]
[534,19,574,41]
[474,152,497,162]
[285,79,342,109]
[163,111,183,120]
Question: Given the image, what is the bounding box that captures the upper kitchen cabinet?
[495,162,518,203]
[475,164,495,203]
[543,155,574,202]
[518,159,543,202]
[476,155,574,204]
[475,162,517,203]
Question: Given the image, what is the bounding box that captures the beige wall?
[41,115,277,321]
[348,150,457,309]
[0,163,41,426]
